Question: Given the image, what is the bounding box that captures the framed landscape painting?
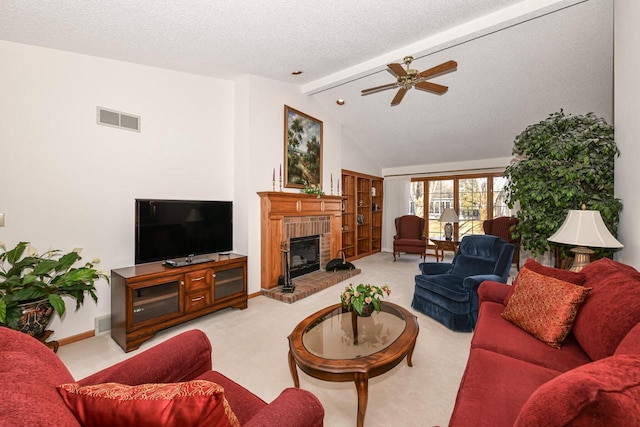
[284,105,323,188]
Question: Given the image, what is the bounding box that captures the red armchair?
[483,216,520,270]
[0,327,324,426]
[393,215,427,261]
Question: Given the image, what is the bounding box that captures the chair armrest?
[78,330,212,386]
[244,388,324,427]
[463,274,503,290]
[477,280,511,305]
[419,262,453,275]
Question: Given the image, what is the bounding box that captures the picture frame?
[284,105,323,189]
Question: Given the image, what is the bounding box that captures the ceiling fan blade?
[418,60,458,79]
[391,87,408,105]
[387,62,407,77]
[415,81,448,94]
[361,83,398,95]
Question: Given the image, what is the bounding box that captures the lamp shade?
[548,209,623,248]
[439,208,459,223]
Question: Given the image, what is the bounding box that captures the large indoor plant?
[504,110,622,260]
[0,241,108,333]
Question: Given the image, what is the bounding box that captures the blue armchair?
[412,235,514,332]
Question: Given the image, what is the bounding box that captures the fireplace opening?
[289,235,320,279]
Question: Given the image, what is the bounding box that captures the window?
[410,172,507,240]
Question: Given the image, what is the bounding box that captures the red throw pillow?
[58,380,240,427]
[514,354,640,426]
[502,268,591,348]
[504,258,586,305]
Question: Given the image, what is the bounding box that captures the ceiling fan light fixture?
[361,56,457,105]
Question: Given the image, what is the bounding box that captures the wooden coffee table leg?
[354,373,369,427]
[288,350,300,388]
[406,339,417,367]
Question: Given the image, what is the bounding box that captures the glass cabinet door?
[214,266,244,299]
[130,275,183,326]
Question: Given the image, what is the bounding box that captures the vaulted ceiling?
[0,0,613,169]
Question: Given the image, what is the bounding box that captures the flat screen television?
[135,199,233,265]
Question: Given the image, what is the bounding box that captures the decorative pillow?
[58,380,240,427]
[504,258,586,305]
[514,354,640,426]
[502,268,591,348]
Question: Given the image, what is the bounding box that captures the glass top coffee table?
[288,302,419,427]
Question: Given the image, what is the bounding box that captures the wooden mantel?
[258,192,343,289]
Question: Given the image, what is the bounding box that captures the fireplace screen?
[289,235,320,279]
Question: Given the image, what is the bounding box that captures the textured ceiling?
[0,0,613,170]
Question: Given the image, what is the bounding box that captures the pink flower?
[365,296,372,304]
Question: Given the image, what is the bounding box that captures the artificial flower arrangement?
[300,183,325,197]
[340,283,391,316]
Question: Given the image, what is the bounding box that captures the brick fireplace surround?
[258,192,360,302]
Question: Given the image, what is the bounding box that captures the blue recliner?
[412,235,515,332]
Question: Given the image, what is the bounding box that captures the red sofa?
[0,328,324,426]
[449,258,640,426]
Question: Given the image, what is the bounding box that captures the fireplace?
[258,192,343,289]
[289,235,320,279]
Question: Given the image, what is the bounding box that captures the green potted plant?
[504,110,622,262]
[0,241,108,335]
[340,283,391,316]
[300,182,325,197]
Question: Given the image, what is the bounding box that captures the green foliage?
[340,283,391,315]
[504,110,622,257]
[0,241,109,329]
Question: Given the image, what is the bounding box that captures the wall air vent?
[97,107,141,132]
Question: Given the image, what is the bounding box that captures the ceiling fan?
[361,56,457,106]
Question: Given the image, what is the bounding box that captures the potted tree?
[504,110,622,263]
[0,241,108,336]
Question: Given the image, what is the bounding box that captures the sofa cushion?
[615,323,640,355]
[448,348,562,427]
[514,354,640,426]
[58,380,239,427]
[473,301,591,372]
[573,258,640,360]
[451,255,497,278]
[0,328,79,426]
[197,371,267,426]
[504,258,585,304]
[502,268,591,348]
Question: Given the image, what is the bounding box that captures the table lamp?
[439,208,459,241]
[547,205,623,272]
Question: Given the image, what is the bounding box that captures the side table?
[430,238,460,261]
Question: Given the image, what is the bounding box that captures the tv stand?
[111,254,247,352]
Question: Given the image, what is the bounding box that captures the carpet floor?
[57,251,503,426]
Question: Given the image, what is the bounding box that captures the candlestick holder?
[330,184,333,195]
[279,177,283,191]
[272,179,275,191]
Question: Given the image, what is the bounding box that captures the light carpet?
[58,251,491,426]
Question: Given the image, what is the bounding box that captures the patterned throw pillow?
[58,380,240,427]
[502,268,591,348]
[504,258,586,305]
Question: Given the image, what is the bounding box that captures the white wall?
[341,133,382,177]
[0,40,235,339]
[614,0,640,269]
